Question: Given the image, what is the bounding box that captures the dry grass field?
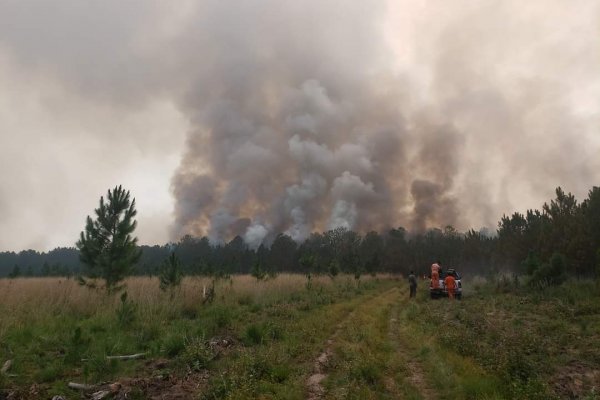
[0,274,398,399]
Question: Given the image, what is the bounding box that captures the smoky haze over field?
[0,1,598,250]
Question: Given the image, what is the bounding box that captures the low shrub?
[528,253,568,289]
[182,336,215,371]
[163,334,185,357]
[243,322,283,345]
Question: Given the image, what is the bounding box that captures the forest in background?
[1,186,598,279]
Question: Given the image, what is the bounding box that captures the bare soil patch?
[552,360,600,399]
[306,317,352,399]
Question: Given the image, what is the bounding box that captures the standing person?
[444,272,457,300]
[431,261,441,289]
[408,270,417,299]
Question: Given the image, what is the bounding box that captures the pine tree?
[159,252,183,297]
[76,185,141,292]
[251,260,266,281]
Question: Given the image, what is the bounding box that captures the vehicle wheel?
[430,292,436,299]
[456,293,462,300]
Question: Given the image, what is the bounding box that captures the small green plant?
[528,253,568,289]
[244,324,264,345]
[159,252,183,298]
[244,322,282,345]
[251,261,267,281]
[65,327,89,364]
[163,334,185,357]
[351,361,382,386]
[354,266,363,286]
[300,254,316,289]
[305,272,313,290]
[266,264,278,280]
[116,291,136,326]
[84,354,119,381]
[182,336,216,371]
[200,373,236,400]
[582,388,599,400]
[328,260,340,280]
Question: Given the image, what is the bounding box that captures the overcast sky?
[0,0,598,251]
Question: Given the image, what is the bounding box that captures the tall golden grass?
[0,274,392,336]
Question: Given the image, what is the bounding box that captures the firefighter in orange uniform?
[431,261,441,289]
[444,272,457,300]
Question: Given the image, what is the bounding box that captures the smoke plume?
[170,0,600,246]
[171,1,468,245]
[0,0,597,250]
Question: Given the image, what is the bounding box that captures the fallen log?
[82,352,148,362]
[106,352,147,360]
[68,382,97,391]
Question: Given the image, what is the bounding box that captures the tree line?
[1,186,598,279]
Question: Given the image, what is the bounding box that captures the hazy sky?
[0,0,598,251]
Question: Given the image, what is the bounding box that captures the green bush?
[522,251,542,275]
[244,324,265,345]
[243,322,282,345]
[528,253,567,289]
[251,261,266,281]
[182,337,215,371]
[163,334,185,357]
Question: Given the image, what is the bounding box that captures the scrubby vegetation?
[0,274,393,399]
[397,279,600,399]
[1,274,599,399]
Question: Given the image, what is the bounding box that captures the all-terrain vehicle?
[430,268,462,299]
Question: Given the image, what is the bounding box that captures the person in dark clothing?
[408,270,417,298]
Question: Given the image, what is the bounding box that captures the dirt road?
[306,286,437,399]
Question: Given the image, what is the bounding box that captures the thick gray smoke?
[0,0,598,250]
[170,0,600,247]
[171,2,467,247]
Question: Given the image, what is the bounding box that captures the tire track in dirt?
[388,289,437,400]
[305,289,396,400]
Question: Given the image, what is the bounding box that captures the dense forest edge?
[2,186,599,280]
